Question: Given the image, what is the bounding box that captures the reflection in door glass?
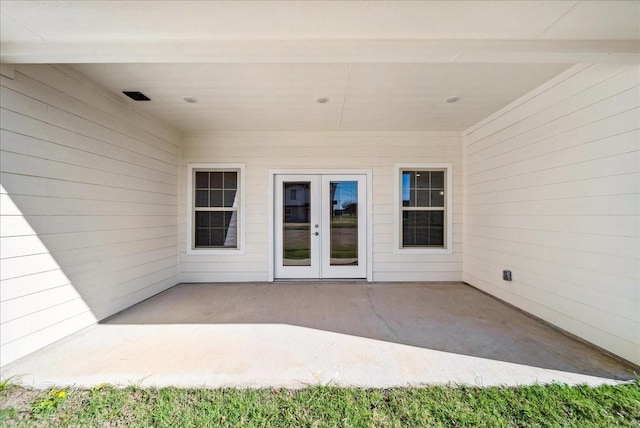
[283,182,311,266]
[330,181,358,266]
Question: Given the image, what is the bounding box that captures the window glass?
[402,211,444,247]
[400,168,447,249]
[431,171,444,188]
[224,172,237,189]
[192,169,239,249]
[210,172,224,189]
[195,172,209,188]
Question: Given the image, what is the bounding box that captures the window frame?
[187,163,245,255]
[394,163,453,255]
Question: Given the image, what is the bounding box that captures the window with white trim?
[396,164,452,253]
[191,168,241,249]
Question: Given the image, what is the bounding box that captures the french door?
[274,174,367,279]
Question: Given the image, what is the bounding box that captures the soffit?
[1,1,638,42]
[70,62,571,132]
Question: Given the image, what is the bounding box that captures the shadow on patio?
[105,281,634,381]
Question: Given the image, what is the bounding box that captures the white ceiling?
[1,1,638,133]
[71,62,571,132]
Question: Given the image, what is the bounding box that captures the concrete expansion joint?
[364,285,400,340]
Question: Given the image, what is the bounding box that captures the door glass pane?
[283,182,311,266]
[330,181,358,266]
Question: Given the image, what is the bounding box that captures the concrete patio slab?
[1,282,635,389]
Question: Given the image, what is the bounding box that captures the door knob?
[313,232,319,236]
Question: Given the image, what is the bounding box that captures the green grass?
[283,225,311,231]
[284,248,358,259]
[330,217,358,228]
[283,218,357,231]
[330,249,358,258]
[1,383,638,427]
[283,248,311,259]
[0,377,18,393]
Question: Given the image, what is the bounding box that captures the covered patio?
[1,1,638,385]
[2,282,634,389]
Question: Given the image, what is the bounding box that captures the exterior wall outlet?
[503,270,512,281]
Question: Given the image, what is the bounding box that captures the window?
[395,164,452,254]
[290,189,297,200]
[188,164,245,253]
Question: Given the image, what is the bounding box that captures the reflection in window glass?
[402,171,444,207]
[330,181,358,265]
[193,170,239,248]
[402,211,444,247]
[401,169,446,248]
[195,211,236,247]
[283,182,311,266]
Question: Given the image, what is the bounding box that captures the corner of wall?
[1,64,182,366]
[461,62,640,365]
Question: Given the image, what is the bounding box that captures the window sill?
[187,247,245,256]
[395,247,453,255]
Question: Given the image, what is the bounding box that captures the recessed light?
[445,96,460,103]
[316,97,329,104]
[183,96,198,104]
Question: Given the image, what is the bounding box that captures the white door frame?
[320,174,367,279]
[274,174,321,279]
[268,169,373,282]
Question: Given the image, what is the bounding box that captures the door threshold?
[273,279,368,283]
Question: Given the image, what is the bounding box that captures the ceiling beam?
[2,40,638,64]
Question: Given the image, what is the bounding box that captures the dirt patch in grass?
[0,386,47,425]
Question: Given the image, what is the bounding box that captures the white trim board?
[393,163,454,255]
[186,163,246,256]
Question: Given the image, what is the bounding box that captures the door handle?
[312,232,319,236]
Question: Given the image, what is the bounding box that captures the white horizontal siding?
[463,63,640,365]
[0,65,180,366]
[179,132,463,282]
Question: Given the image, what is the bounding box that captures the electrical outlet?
[503,270,512,281]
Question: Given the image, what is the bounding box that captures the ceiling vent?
[122,91,150,101]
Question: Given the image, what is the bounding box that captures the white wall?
[180,132,463,282]
[463,63,640,365]
[5,60,634,369]
[0,65,180,366]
